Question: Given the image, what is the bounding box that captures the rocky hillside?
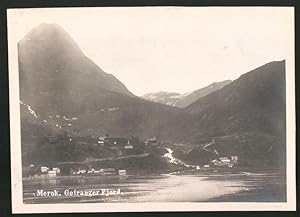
[179,61,286,167]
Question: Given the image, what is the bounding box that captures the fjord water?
[23,171,286,203]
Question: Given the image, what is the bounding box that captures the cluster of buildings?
[209,156,239,168]
[96,135,160,149]
[144,137,159,146]
[40,166,61,177]
[70,168,127,176]
[97,136,134,150]
[26,166,61,179]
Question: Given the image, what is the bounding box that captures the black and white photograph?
[7,7,295,213]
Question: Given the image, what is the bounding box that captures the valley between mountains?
[19,23,286,176]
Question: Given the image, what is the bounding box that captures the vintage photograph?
[8,7,295,212]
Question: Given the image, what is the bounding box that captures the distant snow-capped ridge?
[141,80,232,108]
[141,91,185,106]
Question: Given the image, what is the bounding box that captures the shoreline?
[23,167,285,181]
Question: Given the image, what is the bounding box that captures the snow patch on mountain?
[100,108,120,112]
[20,100,39,118]
[142,92,189,107]
[20,100,78,130]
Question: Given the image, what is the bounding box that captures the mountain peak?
[34,22,65,31]
[20,22,84,58]
[186,60,286,114]
[18,23,134,112]
[24,22,69,38]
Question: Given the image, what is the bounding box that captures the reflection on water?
[130,175,242,202]
[23,171,286,203]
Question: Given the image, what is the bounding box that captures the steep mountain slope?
[142,80,232,108]
[185,61,285,135]
[18,23,194,165]
[180,61,286,167]
[175,80,232,107]
[19,23,134,117]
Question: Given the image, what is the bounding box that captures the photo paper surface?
[7,7,295,213]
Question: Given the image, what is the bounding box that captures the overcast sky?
[8,7,293,96]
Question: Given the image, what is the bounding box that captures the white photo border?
[7,6,296,213]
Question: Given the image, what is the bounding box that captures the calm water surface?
[23,171,286,203]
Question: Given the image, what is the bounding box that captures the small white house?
[124,145,133,149]
[53,167,61,174]
[231,156,238,163]
[78,169,86,174]
[41,166,49,173]
[88,168,95,173]
[48,170,57,178]
[118,169,127,176]
[94,170,101,174]
[219,157,231,163]
[221,159,231,163]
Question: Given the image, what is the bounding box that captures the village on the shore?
[23,134,239,180]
